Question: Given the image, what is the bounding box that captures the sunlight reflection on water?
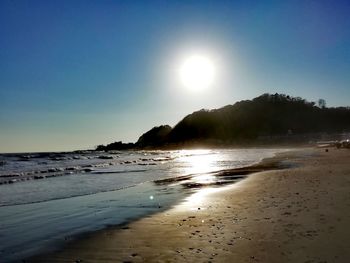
[176,149,226,186]
[177,149,219,175]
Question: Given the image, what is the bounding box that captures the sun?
[180,55,215,92]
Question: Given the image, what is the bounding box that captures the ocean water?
[0,149,285,262]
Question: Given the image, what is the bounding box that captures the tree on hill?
[318,99,326,108]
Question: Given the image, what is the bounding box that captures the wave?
[0,163,257,207]
[0,149,286,207]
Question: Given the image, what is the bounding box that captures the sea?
[0,148,286,262]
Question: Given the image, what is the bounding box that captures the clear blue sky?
[1,0,350,152]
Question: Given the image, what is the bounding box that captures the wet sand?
[29,148,350,263]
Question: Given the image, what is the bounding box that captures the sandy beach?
[29,147,350,263]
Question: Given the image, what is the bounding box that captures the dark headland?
[96,93,350,151]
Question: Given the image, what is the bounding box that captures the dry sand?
[30,148,350,263]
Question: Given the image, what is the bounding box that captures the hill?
[96,93,350,150]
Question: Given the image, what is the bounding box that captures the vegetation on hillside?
[96,93,350,150]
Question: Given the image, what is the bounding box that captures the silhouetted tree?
[318,99,326,108]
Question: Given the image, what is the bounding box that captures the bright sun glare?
[180,55,215,92]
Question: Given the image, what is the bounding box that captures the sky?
[1,0,350,152]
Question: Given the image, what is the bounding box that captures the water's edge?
[0,148,294,263]
[25,148,301,263]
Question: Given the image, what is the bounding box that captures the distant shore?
[28,147,350,262]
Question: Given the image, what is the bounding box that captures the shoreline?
[2,148,286,263]
[25,147,315,263]
[28,147,350,262]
